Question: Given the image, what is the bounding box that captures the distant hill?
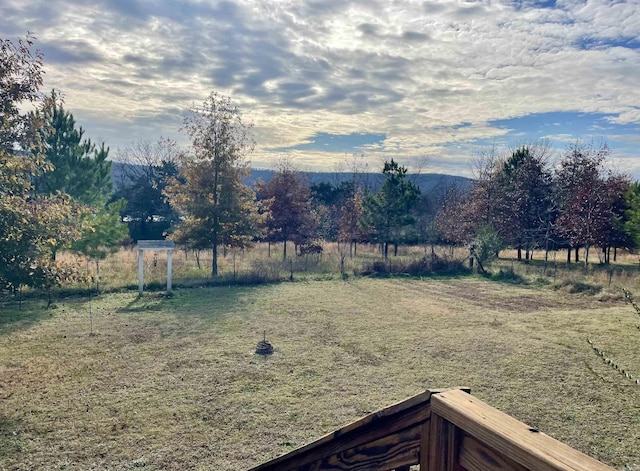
[111,162,471,196]
[247,169,471,196]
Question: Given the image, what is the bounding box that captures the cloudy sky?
[3,0,640,177]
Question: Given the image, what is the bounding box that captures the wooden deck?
[248,388,615,471]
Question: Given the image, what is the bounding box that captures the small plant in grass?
[622,288,640,325]
[587,287,639,385]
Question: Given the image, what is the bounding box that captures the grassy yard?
[1,277,639,470]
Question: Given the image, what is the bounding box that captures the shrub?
[489,269,525,284]
[361,254,468,276]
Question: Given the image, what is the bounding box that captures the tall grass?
[12,243,640,301]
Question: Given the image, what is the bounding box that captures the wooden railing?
[248,388,615,471]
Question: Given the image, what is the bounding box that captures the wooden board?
[249,389,469,471]
[431,389,615,471]
[137,240,175,249]
[460,434,528,471]
[314,423,421,470]
[427,414,463,471]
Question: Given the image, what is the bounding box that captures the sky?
[3,0,640,177]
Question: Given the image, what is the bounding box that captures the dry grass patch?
[1,278,639,470]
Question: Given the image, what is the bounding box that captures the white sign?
[137,240,175,294]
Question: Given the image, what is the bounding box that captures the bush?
[554,280,602,295]
[361,254,468,276]
[488,269,525,284]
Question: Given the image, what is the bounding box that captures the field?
[1,276,639,470]
[54,242,640,295]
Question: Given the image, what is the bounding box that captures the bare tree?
[112,138,182,241]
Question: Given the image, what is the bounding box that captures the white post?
[167,249,173,292]
[138,249,144,295]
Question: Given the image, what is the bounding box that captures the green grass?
[1,278,639,470]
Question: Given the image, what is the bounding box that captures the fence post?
[138,248,144,295]
[167,249,173,292]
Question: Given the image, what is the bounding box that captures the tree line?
[437,143,636,267]
[2,34,638,294]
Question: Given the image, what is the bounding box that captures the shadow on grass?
[0,300,50,335]
[115,283,278,323]
[0,414,23,459]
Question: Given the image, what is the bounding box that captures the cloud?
[2,0,639,177]
[40,39,103,64]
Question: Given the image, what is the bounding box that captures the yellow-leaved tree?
[165,92,259,277]
[0,34,85,300]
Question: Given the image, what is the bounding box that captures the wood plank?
[428,413,463,471]
[251,410,428,471]
[419,419,431,470]
[431,389,615,471]
[137,240,175,249]
[460,433,529,471]
[249,390,440,471]
[314,423,422,470]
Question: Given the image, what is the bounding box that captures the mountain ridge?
[110,162,471,195]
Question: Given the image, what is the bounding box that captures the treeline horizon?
[111,136,638,272]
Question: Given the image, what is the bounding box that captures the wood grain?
[248,389,457,471]
[460,433,528,471]
[428,414,464,471]
[250,387,615,471]
[431,389,615,471]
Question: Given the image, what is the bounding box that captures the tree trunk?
[394,243,398,257]
[283,239,287,260]
[544,224,551,262]
[211,152,220,277]
[212,242,218,277]
[384,242,389,258]
[95,259,101,293]
[584,244,590,266]
[517,245,522,261]
[268,241,271,258]
[574,246,579,263]
[614,247,618,262]
[567,248,571,264]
